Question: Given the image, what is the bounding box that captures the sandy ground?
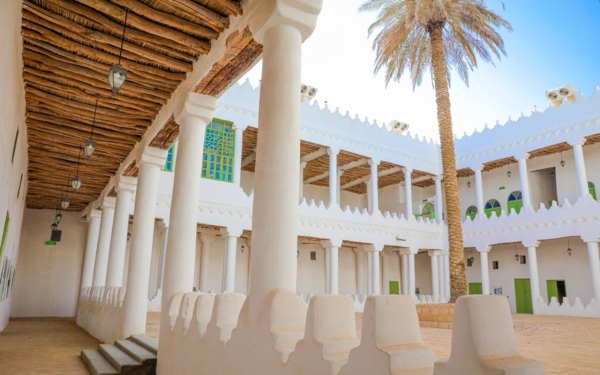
[2,313,599,374]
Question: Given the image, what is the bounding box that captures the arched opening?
[421,203,435,219]
[589,181,597,201]
[484,199,501,218]
[465,206,478,220]
[507,191,523,214]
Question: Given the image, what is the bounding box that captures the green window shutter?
[163,144,176,172]
[389,281,399,295]
[202,119,235,183]
[468,282,483,295]
[547,280,559,302]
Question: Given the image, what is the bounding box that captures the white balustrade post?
[478,245,491,295]
[355,249,366,295]
[121,147,167,338]
[92,197,116,287]
[222,228,242,293]
[247,0,321,319]
[434,176,443,222]
[475,166,484,216]
[160,94,217,329]
[105,177,137,287]
[404,168,413,218]
[571,140,589,198]
[524,242,541,311]
[429,250,440,300]
[517,156,532,210]
[299,161,307,201]
[586,241,600,301]
[328,148,339,207]
[80,210,101,289]
[233,124,247,186]
[401,252,409,295]
[369,159,380,214]
[199,234,214,293]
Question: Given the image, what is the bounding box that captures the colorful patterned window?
[484,199,501,218]
[507,191,523,214]
[163,144,176,172]
[589,182,597,201]
[465,206,478,220]
[202,119,235,183]
[421,203,435,219]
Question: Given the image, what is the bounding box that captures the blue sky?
[240,0,600,141]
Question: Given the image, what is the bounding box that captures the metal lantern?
[51,223,58,231]
[468,256,475,264]
[55,212,63,224]
[61,198,70,210]
[467,180,471,188]
[560,152,565,168]
[127,232,132,241]
[84,139,97,160]
[514,244,519,261]
[71,176,82,192]
[240,244,245,253]
[567,238,572,256]
[507,164,512,178]
[108,64,128,95]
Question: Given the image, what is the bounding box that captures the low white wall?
[11,209,86,317]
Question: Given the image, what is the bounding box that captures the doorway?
[468,282,483,295]
[389,281,399,295]
[514,278,533,314]
[547,280,567,304]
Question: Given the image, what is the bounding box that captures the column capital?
[402,167,413,174]
[220,227,244,238]
[522,240,540,248]
[156,220,168,231]
[428,250,441,257]
[399,248,415,255]
[362,243,384,252]
[174,93,218,127]
[199,232,217,245]
[248,0,323,44]
[88,209,102,221]
[568,138,586,147]
[475,165,484,172]
[321,238,343,248]
[433,175,443,182]
[101,196,116,210]
[368,158,380,166]
[300,161,307,168]
[327,147,339,156]
[476,244,492,253]
[116,175,137,194]
[137,146,168,168]
[516,153,530,161]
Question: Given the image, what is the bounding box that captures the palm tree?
[360,0,512,302]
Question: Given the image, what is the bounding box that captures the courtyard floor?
[1,313,599,374]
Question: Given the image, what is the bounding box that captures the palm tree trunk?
[428,24,467,302]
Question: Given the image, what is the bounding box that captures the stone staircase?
[81,335,158,375]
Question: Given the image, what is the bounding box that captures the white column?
[372,249,381,295]
[381,253,389,294]
[571,140,589,198]
[404,249,416,296]
[121,147,167,337]
[337,169,343,205]
[429,250,440,300]
[222,228,242,293]
[525,242,541,310]
[434,176,443,222]
[80,210,102,289]
[199,234,214,293]
[233,125,247,186]
[355,249,366,295]
[105,177,136,287]
[160,94,217,316]
[157,226,168,289]
[321,240,341,294]
[401,252,409,295]
[443,253,450,299]
[299,161,307,201]
[364,176,372,213]
[586,241,600,301]
[247,1,321,319]
[478,246,491,295]
[366,250,373,295]
[328,148,339,207]
[92,197,116,287]
[517,156,532,211]
[404,168,413,218]
[369,159,379,214]
[475,166,484,216]
[325,246,330,294]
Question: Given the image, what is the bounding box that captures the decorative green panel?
[389,281,399,295]
[468,282,483,295]
[202,119,235,183]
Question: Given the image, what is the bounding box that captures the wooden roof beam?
[341,166,403,190]
[304,158,369,185]
[242,151,256,168]
[301,147,328,163]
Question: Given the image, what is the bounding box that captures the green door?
[547,280,558,303]
[468,282,483,295]
[389,281,399,295]
[514,278,533,314]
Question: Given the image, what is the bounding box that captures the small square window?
[467,258,473,267]
[492,261,499,270]
[520,255,527,264]
[310,251,316,261]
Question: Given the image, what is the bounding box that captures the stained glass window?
[202,119,235,183]
[163,144,176,172]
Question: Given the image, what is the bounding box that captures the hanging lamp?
[567,238,572,256]
[71,147,83,193]
[514,244,519,261]
[51,222,58,231]
[507,164,512,178]
[467,175,471,188]
[84,94,100,160]
[108,9,129,95]
[560,152,565,167]
[61,174,70,210]
[55,211,63,224]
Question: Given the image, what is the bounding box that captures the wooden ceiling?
[240,127,434,195]
[22,0,246,211]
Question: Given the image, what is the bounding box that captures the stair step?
[98,344,141,375]
[115,340,157,364]
[129,335,158,355]
[81,350,118,375]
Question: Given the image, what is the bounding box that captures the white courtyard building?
[0,0,594,373]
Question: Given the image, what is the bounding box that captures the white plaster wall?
[338,247,356,295]
[382,252,401,294]
[199,237,249,294]
[379,184,400,214]
[11,210,86,317]
[297,244,325,294]
[415,252,432,296]
[0,0,28,331]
